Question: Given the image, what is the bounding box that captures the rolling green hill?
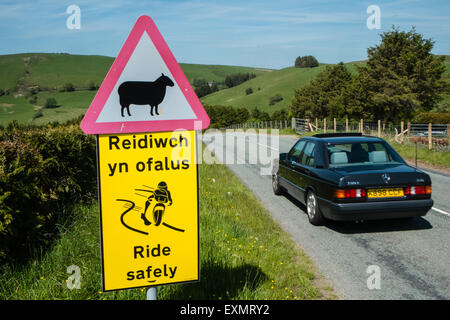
[200,62,364,114]
[0,53,448,126]
[201,56,450,115]
[0,53,272,125]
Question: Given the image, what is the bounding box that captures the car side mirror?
[280,153,287,161]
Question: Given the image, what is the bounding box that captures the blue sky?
[0,0,449,69]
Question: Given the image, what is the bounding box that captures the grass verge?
[0,156,333,300]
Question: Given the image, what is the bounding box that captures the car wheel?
[272,173,283,195]
[306,191,325,226]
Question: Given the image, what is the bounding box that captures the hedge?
[415,112,450,124]
[0,121,96,263]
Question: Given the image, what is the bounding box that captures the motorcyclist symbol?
[116,181,185,235]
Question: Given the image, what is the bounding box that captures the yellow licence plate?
[367,188,404,198]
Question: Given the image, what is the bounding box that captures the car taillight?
[335,188,366,199]
[404,185,431,195]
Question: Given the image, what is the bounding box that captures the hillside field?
[0,53,448,125]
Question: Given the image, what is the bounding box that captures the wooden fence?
[295,118,449,150]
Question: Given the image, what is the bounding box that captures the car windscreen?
[326,142,403,168]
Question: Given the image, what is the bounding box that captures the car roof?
[302,134,384,144]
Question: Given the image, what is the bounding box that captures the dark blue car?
[272,133,433,225]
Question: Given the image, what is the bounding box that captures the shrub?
[245,88,253,95]
[415,112,450,124]
[63,83,75,92]
[88,81,98,91]
[224,73,256,88]
[32,109,43,120]
[269,94,283,106]
[295,55,319,68]
[45,98,58,109]
[0,122,96,263]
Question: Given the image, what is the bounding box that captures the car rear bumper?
[318,198,433,221]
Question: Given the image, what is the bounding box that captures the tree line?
[204,105,290,128]
[192,72,257,98]
[290,27,448,123]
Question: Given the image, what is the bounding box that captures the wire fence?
[295,118,450,152]
[226,117,450,152]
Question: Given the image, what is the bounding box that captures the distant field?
[0,95,35,124]
[0,53,271,125]
[0,53,448,125]
[201,65,327,114]
[180,63,272,84]
[200,62,365,114]
[201,56,450,115]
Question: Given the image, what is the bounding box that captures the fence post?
[334,118,336,133]
[346,118,349,133]
[360,119,363,134]
[407,122,411,137]
[315,118,318,132]
[291,118,296,130]
[377,120,381,138]
[324,118,327,133]
[428,123,432,150]
[400,121,404,144]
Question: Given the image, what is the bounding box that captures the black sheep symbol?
[118,73,175,117]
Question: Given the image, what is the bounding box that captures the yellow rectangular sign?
[97,130,199,291]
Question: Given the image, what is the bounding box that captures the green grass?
[180,63,272,84]
[25,54,113,89]
[0,53,273,126]
[0,157,332,300]
[201,66,327,114]
[31,90,97,125]
[386,138,450,168]
[0,54,28,90]
[0,95,36,124]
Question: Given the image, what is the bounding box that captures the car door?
[279,139,306,197]
[293,141,316,203]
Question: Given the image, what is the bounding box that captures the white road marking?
[257,142,279,151]
[432,207,450,217]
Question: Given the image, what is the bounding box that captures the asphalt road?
[202,131,450,299]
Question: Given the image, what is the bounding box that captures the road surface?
[202,131,450,299]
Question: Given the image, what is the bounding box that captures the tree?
[269,93,283,106]
[224,73,256,88]
[271,109,289,121]
[295,55,319,68]
[193,78,212,98]
[289,62,352,118]
[62,83,75,92]
[251,107,261,120]
[353,26,447,122]
[45,98,58,109]
[88,81,98,90]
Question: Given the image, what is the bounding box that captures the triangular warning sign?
[80,15,210,134]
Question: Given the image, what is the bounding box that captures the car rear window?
[326,142,403,167]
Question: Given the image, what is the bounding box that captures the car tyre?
[272,173,283,195]
[306,190,325,226]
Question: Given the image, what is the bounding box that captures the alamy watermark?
[366,265,381,290]
[366,5,381,30]
[66,264,81,289]
[66,5,81,30]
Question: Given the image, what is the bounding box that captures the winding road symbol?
[116,183,185,236]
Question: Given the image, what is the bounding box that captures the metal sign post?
[146,286,157,300]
